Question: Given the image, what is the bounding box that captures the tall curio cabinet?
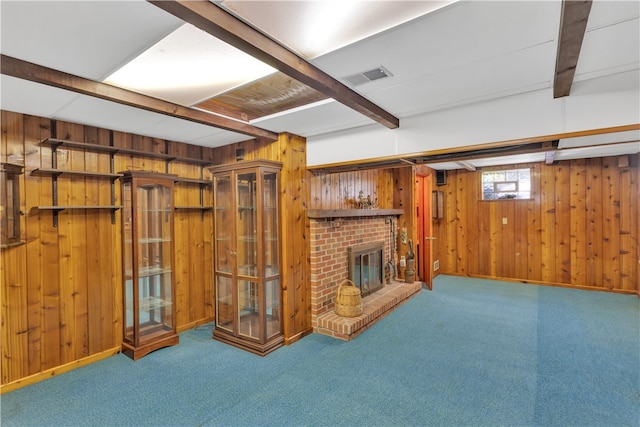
[121,171,179,360]
[209,160,283,355]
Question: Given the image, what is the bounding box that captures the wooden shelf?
[173,156,215,166]
[42,138,119,153]
[42,138,213,164]
[32,168,123,178]
[306,208,404,219]
[37,205,122,211]
[0,241,26,249]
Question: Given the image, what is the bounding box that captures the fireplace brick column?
[309,216,395,331]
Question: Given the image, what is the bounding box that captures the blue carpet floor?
[1,275,638,426]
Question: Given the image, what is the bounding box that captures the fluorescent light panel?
[104,24,276,106]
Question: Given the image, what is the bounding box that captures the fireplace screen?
[348,241,384,297]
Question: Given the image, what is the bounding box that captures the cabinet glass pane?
[123,182,134,342]
[266,279,280,339]
[138,272,174,341]
[238,280,259,339]
[263,171,279,277]
[216,275,233,332]
[214,175,232,273]
[237,172,257,278]
[137,183,173,339]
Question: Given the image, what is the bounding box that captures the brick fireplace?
[308,210,422,340]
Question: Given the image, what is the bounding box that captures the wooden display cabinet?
[209,160,283,355]
[121,171,179,360]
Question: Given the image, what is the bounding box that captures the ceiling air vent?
[343,66,393,87]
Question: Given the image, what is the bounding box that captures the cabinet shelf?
[125,266,172,279]
[126,296,173,312]
[175,206,213,211]
[137,237,172,244]
[31,168,123,178]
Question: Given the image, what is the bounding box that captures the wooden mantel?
[306,209,404,219]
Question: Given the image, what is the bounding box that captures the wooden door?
[415,174,433,290]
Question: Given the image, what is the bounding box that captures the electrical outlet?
[434,260,440,271]
[502,217,508,225]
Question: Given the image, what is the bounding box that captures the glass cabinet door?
[236,171,259,340]
[123,181,134,343]
[121,171,178,360]
[209,160,283,355]
[214,174,233,333]
[263,171,280,340]
[135,183,174,340]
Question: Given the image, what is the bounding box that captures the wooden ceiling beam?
[0,54,279,141]
[554,0,592,98]
[148,0,400,129]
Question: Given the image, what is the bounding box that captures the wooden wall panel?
[570,159,587,286]
[279,134,308,342]
[1,112,216,388]
[307,168,395,209]
[1,111,28,383]
[434,157,639,293]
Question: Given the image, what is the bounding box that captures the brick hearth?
[309,213,422,340]
[316,280,422,340]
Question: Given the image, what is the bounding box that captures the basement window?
[482,168,531,200]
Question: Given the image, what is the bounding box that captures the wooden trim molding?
[0,347,120,394]
[308,124,640,173]
[307,209,404,219]
[467,273,638,296]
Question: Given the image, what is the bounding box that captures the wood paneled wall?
[432,157,639,292]
[308,169,395,209]
[0,111,217,387]
[1,112,309,388]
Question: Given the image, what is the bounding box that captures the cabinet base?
[213,329,284,356]
[122,333,179,360]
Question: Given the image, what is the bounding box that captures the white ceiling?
[1,0,639,169]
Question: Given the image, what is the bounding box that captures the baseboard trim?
[177,317,215,333]
[461,273,638,295]
[0,346,120,394]
[284,328,313,346]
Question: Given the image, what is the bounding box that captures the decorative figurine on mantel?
[357,190,378,209]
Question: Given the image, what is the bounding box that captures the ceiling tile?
[0,1,182,80]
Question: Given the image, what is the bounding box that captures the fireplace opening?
[348,241,384,297]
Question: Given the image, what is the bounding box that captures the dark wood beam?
[0,54,279,141]
[148,0,400,129]
[554,0,592,98]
